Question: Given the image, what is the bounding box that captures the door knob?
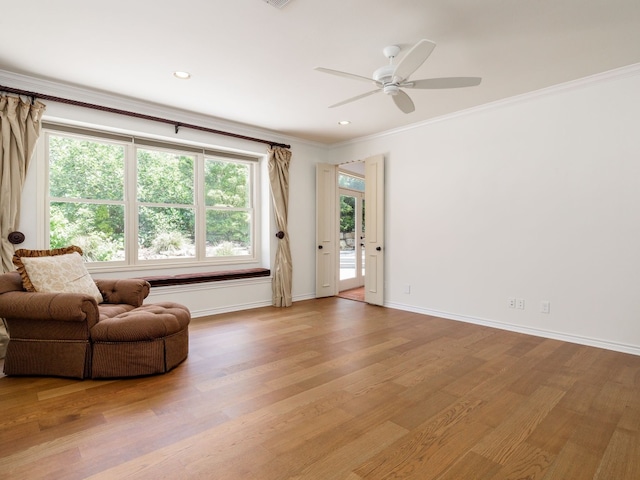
[318,245,323,249]
[376,246,382,251]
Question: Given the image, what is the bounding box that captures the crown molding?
[331,62,640,148]
[0,69,324,149]
[4,63,638,151]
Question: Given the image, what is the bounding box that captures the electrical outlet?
[517,298,525,310]
[404,284,411,294]
[508,297,516,308]
[540,300,550,314]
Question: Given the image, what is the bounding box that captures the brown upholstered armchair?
[0,272,190,379]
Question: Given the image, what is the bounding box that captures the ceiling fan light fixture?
[383,84,399,96]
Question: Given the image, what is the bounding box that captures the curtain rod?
[0,84,291,149]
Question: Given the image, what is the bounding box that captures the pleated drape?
[0,95,45,272]
[268,146,292,307]
[0,95,45,359]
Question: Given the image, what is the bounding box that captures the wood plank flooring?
[338,287,365,302]
[1,297,640,479]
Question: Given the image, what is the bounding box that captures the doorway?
[339,190,365,292]
[315,155,384,305]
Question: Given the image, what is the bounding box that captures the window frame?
[202,153,257,260]
[41,123,264,273]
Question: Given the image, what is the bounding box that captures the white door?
[315,163,338,298]
[364,155,384,305]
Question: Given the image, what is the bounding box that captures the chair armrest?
[0,291,99,324]
[95,278,150,307]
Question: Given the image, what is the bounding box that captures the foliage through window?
[46,129,258,265]
[338,171,365,234]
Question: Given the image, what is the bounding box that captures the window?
[204,158,253,257]
[338,171,365,191]
[136,147,196,261]
[48,134,126,262]
[45,126,260,267]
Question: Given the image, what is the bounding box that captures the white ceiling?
[2,0,640,144]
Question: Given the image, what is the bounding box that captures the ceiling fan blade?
[329,89,381,108]
[392,90,415,114]
[315,67,376,84]
[392,39,436,83]
[405,77,482,89]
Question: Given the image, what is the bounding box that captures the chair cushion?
[13,246,103,304]
[91,303,190,342]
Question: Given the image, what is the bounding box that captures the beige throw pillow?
[13,246,103,304]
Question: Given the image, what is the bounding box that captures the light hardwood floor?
[1,297,639,479]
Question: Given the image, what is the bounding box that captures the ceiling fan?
[315,39,481,114]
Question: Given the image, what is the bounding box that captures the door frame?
[315,155,385,305]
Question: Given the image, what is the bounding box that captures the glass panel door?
[339,190,365,291]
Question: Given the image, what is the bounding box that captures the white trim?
[0,69,322,149]
[331,62,640,148]
[160,282,315,318]
[293,293,316,303]
[385,301,640,357]
[190,299,274,318]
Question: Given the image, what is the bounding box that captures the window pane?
[338,173,365,192]
[137,149,194,204]
[206,210,251,257]
[49,135,124,200]
[50,202,125,262]
[205,159,250,207]
[138,206,195,259]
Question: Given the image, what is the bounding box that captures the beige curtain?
[268,146,292,307]
[0,95,45,272]
[0,95,45,358]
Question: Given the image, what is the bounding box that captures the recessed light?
[338,120,351,126]
[173,71,191,80]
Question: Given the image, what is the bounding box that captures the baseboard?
[190,292,316,318]
[385,301,640,356]
[292,293,317,302]
[191,300,274,318]
[192,295,640,356]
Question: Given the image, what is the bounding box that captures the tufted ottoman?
[90,302,190,378]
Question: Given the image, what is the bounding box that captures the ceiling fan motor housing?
[373,64,396,84]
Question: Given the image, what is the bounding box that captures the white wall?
[330,66,640,354]
[7,66,640,354]
[7,71,323,317]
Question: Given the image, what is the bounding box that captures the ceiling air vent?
[263,0,292,8]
